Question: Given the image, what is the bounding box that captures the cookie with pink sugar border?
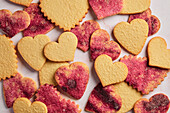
[71,20,100,52]
[89,0,123,19]
[128,8,161,36]
[23,3,54,37]
[134,93,170,113]
[3,73,37,108]
[120,55,169,94]
[90,29,121,61]
[35,84,81,113]
[55,62,89,99]
[9,0,33,7]
[85,83,122,113]
[0,9,30,37]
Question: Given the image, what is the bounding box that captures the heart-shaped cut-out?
[120,55,168,94]
[3,73,37,108]
[71,20,100,52]
[90,29,121,61]
[44,32,78,62]
[114,19,148,55]
[55,62,89,99]
[13,97,47,113]
[10,0,33,7]
[94,54,128,87]
[134,93,170,113]
[128,8,161,36]
[0,35,17,80]
[39,0,89,31]
[119,0,151,14]
[18,35,50,71]
[36,84,81,113]
[85,83,122,113]
[0,9,30,37]
[89,0,123,19]
[148,37,170,69]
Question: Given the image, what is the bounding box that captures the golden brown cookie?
[9,0,33,7]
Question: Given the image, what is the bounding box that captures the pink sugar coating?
[3,73,36,108]
[89,0,123,19]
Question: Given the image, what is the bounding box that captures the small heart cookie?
[0,9,30,37]
[114,19,148,55]
[9,0,33,7]
[40,0,89,31]
[3,73,37,108]
[13,97,47,113]
[89,0,123,19]
[0,35,17,80]
[55,62,89,99]
[134,93,170,113]
[39,61,69,86]
[44,32,78,62]
[85,83,122,113]
[71,20,100,52]
[94,54,128,87]
[148,37,170,69]
[90,29,121,61]
[18,35,50,71]
[119,0,151,14]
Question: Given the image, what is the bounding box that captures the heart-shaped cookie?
[0,9,30,37]
[39,61,69,86]
[114,19,148,55]
[0,35,17,80]
[3,73,37,108]
[44,32,78,62]
[85,83,122,113]
[148,37,170,69]
[18,35,50,71]
[39,0,89,31]
[119,0,151,14]
[94,54,128,87]
[120,55,168,94]
[36,84,81,113]
[55,62,89,99]
[90,29,121,61]
[71,20,100,52]
[13,97,47,113]
[89,0,123,19]
[134,93,170,113]
[9,0,33,7]
[128,8,161,36]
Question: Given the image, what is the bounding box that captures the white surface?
[0,0,170,113]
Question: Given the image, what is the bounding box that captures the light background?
[0,0,170,113]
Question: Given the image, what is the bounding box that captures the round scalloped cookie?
[39,0,89,31]
[9,0,33,7]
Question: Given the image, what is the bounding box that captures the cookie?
[0,9,30,37]
[0,35,17,80]
[148,37,170,69]
[85,83,122,113]
[134,93,170,113]
[114,19,148,55]
[13,97,47,113]
[18,35,50,71]
[36,84,81,113]
[9,0,33,7]
[119,0,151,14]
[44,32,78,62]
[55,62,89,99]
[114,82,142,113]
[23,3,54,37]
[128,8,161,36]
[39,61,69,86]
[90,29,121,61]
[71,20,100,52]
[3,73,37,108]
[89,0,123,19]
[94,54,128,87]
[120,55,168,94]
[39,0,89,31]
